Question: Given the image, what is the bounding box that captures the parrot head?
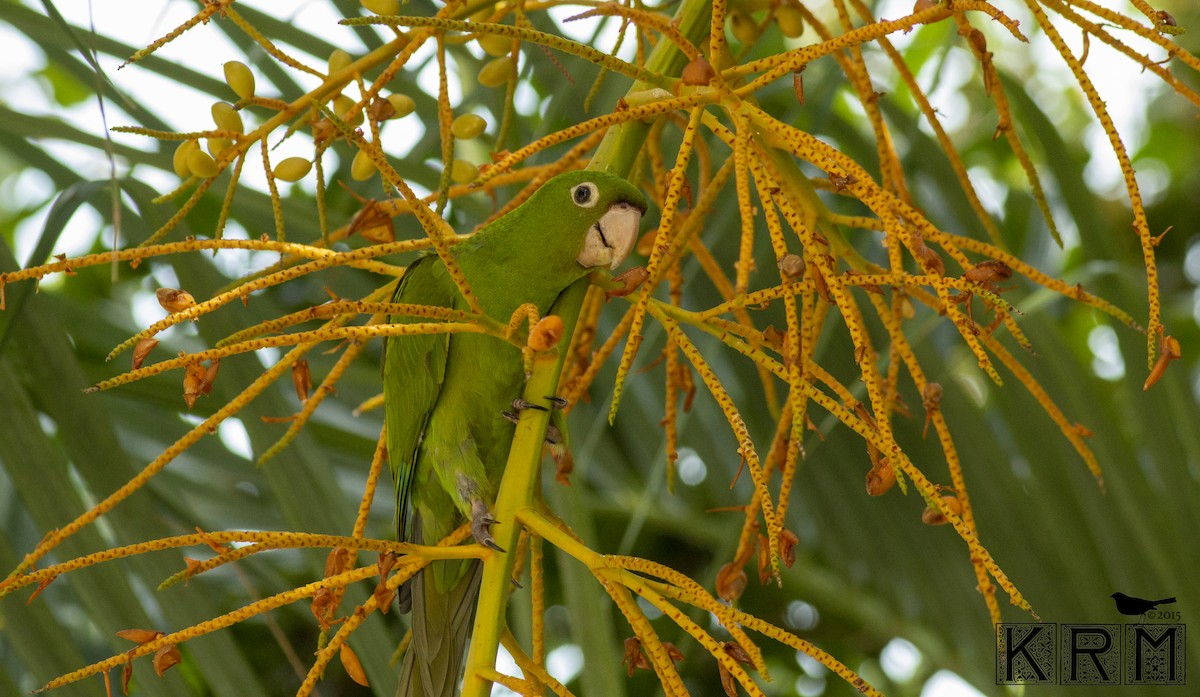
[514,170,647,272]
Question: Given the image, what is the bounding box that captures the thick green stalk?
[458,2,713,696]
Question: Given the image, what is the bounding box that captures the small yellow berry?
[361,0,400,14]
[729,11,760,45]
[223,61,255,101]
[273,157,312,182]
[451,114,486,140]
[328,49,353,76]
[386,94,416,119]
[207,138,233,158]
[351,149,377,181]
[173,140,200,178]
[333,95,363,126]
[477,57,512,88]
[211,102,243,134]
[478,34,511,57]
[187,150,220,179]
[450,159,478,184]
[776,5,805,38]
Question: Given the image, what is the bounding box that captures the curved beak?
[576,202,643,270]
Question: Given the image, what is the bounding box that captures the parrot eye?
[571,183,599,208]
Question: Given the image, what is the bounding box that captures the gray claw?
[545,396,569,409]
[511,398,548,413]
[470,499,506,553]
[502,410,519,424]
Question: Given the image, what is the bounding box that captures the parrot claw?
[511,398,548,413]
[544,396,569,410]
[501,410,519,424]
[470,499,506,552]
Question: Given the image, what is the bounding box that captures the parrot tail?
[397,560,483,697]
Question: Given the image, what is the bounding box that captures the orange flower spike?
[1143,333,1181,391]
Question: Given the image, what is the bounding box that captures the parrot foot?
[470,498,506,552]
[544,396,569,410]
[511,398,549,413]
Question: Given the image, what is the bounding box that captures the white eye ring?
[571,182,599,208]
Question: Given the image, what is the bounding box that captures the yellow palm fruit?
[187,150,219,179]
[386,94,416,119]
[477,57,511,88]
[334,95,364,126]
[450,159,478,184]
[478,34,511,57]
[777,5,805,38]
[451,114,486,140]
[273,157,312,182]
[351,149,377,181]
[173,140,200,178]
[223,61,255,101]
[328,49,352,76]
[211,102,243,134]
[361,0,400,14]
[729,11,760,45]
[207,138,232,158]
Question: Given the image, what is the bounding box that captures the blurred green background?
[1,1,1198,696]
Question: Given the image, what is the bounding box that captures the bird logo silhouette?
[1110,592,1176,616]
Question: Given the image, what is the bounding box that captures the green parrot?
[384,170,647,697]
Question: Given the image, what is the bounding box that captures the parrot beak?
[577,202,642,270]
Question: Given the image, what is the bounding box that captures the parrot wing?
[384,254,454,542]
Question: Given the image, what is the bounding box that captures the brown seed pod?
[340,644,370,687]
[528,315,565,352]
[866,457,896,496]
[715,560,748,603]
[622,637,651,676]
[153,644,182,677]
[963,259,1013,286]
[681,55,715,86]
[132,338,159,370]
[915,243,945,276]
[777,253,805,279]
[921,495,963,525]
[156,288,196,313]
[292,359,312,402]
[116,628,163,645]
